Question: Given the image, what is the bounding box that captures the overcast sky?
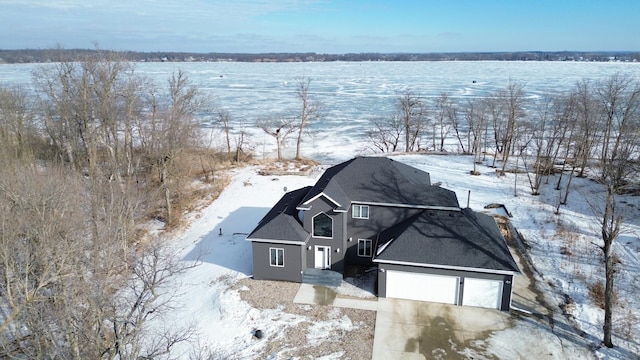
[1,0,638,53]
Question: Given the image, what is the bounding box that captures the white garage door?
[462,278,503,309]
[385,271,459,304]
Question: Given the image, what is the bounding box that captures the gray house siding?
[345,205,422,266]
[377,263,514,311]
[247,157,518,311]
[252,242,304,282]
[303,197,347,273]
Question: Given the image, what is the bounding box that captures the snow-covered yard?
[155,165,377,359]
[153,154,640,359]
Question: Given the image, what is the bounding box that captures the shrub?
[588,280,617,309]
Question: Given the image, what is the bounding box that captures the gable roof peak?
[302,156,459,208]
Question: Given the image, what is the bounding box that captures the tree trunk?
[225,126,232,162]
[161,159,172,225]
[603,244,615,348]
[276,131,282,160]
[561,164,576,205]
[295,128,303,160]
[601,188,619,348]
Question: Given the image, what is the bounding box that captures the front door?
[314,246,331,269]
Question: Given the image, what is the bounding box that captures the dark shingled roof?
[247,187,310,243]
[300,157,459,208]
[374,208,519,274]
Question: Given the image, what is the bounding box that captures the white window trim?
[269,247,284,267]
[312,212,333,239]
[357,239,373,257]
[352,204,369,219]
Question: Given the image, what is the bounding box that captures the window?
[352,205,369,219]
[270,248,284,267]
[358,239,373,257]
[313,212,333,238]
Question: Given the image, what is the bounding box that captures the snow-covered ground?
[156,166,314,358]
[151,147,639,359]
[5,61,636,357]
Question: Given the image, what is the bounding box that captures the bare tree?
[463,98,488,175]
[216,108,234,161]
[33,58,81,168]
[142,70,203,226]
[592,75,640,348]
[0,161,194,359]
[33,50,142,245]
[0,164,88,357]
[233,128,247,162]
[552,92,581,210]
[486,94,505,168]
[294,77,321,160]
[498,81,527,175]
[101,243,198,359]
[573,79,602,178]
[396,90,427,152]
[2,49,207,359]
[257,116,297,160]
[33,49,139,176]
[523,95,569,195]
[366,115,403,153]
[433,93,456,152]
[446,97,468,153]
[0,85,37,160]
[115,67,145,178]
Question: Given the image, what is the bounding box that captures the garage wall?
[378,263,514,311]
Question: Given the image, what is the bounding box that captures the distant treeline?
[1,48,639,64]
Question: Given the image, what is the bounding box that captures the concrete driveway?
[372,298,511,360]
[370,228,596,360]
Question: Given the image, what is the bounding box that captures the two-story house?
[247,157,520,311]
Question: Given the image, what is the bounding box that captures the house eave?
[372,259,519,276]
[353,201,460,211]
[246,236,309,245]
[302,192,341,208]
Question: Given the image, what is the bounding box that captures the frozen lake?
[2,61,639,161]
